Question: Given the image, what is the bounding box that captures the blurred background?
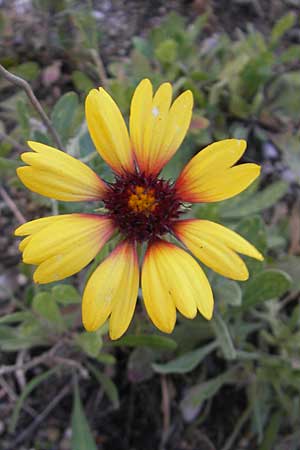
[1,0,300,449]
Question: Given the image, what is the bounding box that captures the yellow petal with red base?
[130,79,193,175]
[175,139,260,202]
[141,240,213,333]
[173,219,263,280]
[82,241,139,339]
[17,214,114,283]
[129,78,153,169]
[15,214,70,236]
[15,214,74,252]
[17,141,106,201]
[85,88,133,175]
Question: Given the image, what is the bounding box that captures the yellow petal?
[22,214,114,283]
[17,141,106,202]
[109,245,139,340]
[156,90,193,171]
[130,79,193,175]
[183,220,263,260]
[177,161,260,202]
[174,219,263,280]
[142,82,172,174]
[181,139,247,177]
[129,78,152,165]
[175,139,261,202]
[19,235,32,251]
[85,88,133,174]
[15,214,69,236]
[141,240,213,333]
[82,241,139,338]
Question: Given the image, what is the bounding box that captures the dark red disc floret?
[103,172,183,242]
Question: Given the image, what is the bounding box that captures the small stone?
[47,426,60,442]
[281,168,296,183]
[17,273,28,286]
[262,142,278,160]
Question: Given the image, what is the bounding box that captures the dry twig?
[160,375,171,450]
[0,186,26,224]
[0,64,62,149]
[0,377,36,417]
[0,343,61,376]
[220,404,252,450]
[90,49,108,88]
[7,384,70,449]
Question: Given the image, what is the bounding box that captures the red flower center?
[103,172,183,242]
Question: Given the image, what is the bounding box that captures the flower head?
[15,79,263,339]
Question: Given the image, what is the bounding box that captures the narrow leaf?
[271,12,296,46]
[211,313,237,360]
[152,341,217,374]
[180,370,236,422]
[115,334,177,350]
[258,412,281,450]
[87,363,119,409]
[221,181,288,218]
[0,312,34,324]
[71,383,98,450]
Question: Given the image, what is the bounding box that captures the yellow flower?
[15,79,263,339]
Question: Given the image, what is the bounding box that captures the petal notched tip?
[253,250,264,262]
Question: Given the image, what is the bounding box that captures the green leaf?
[72,8,98,49]
[9,368,57,433]
[71,71,94,93]
[96,353,116,365]
[180,370,236,422]
[32,292,65,330]
[11,62,40,81]
[269,72,300,120]
[0,312,33,324]
[0,322,48,351]
[52,284,81,305]
[75,331,102,358]
[0,157,21,173]
[129,50,152,80]
[16,99,30,137]
[236,216,266,251]
[258,412,281,450]
[219,53,249,83]
[214,278,242,309]
[155,39,178,64]
[220,181,288,218]
[132,37,153,58]
[115,334,177,350]
[242,269,292,310]
[279,45,300,64]
[127,347,155,383]
[71,383,98,450]
[87,363,119,409]
[51,92,79,144]
[276,256,300,290]
[152,341,217,374]
[211,313,237,360]
[271,12,296,46]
